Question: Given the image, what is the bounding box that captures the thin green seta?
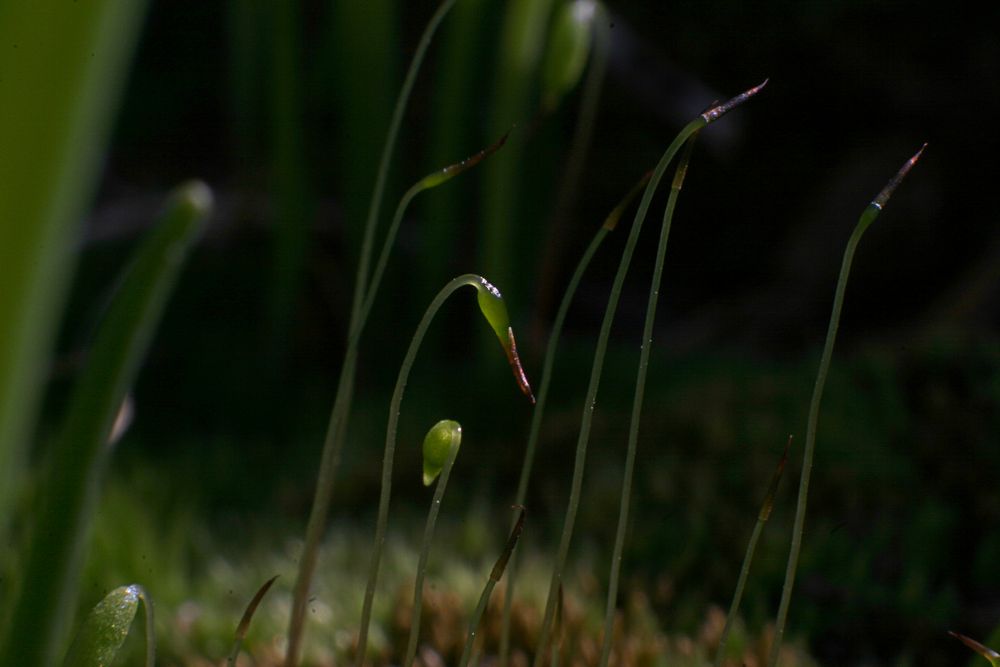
[766,143,926,667]
[530,80,768,667]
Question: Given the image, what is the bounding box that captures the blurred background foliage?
[9,0,998,664]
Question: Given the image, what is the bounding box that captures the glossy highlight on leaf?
[422,419,462,486]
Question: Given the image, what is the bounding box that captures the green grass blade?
[61,584,153,667]
[767,144,926,667]
[0,183,211,667]
[0,0,148,546]
[597,133,700,667]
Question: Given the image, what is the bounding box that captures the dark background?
[60,1,999,664]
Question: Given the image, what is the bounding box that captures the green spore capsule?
[422,419,462,486]
[63,584,154,667]
[472,277,535,403]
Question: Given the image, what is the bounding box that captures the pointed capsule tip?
[872,143,927,210]
[701,78,769,124]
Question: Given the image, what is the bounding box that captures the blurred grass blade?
[950,631,1000,666]
[265,0,313,367]
[459,507,526,667]
[0,0,148,547]
[62,584,154,667]
[767,145,926,667]
[0,183,211,666]
[228,575,279,667]
[480,0,557,309]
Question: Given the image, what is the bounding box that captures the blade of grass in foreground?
[498,170,651,666]
[596,133,700,667]
[355,275,533,667]
[458,507,526,667]
[0,0,147,546]
[766,144,926,667]
[0,182,211,667]
[62,584,154,667]
[531,81,768,667]
[713,436,793,667]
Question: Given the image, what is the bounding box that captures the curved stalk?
[531,81,768,667]
[596,134,700,667]
[356,275,532,667]
[766,144,926,667]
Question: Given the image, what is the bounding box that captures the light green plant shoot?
[459,507,526,667]
[355,275,533,667]
[713,436,793,667]
[404,420,463,667]
[227,575,279,667]
[0,182,211,667]
[767,144,926,667]
[62,584,154,667]
[597,132,701,667]
[498,169,651,666]
[531,81,768,667]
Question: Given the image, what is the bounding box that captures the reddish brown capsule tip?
[948,631,1000,662]
[701,79,769,124]
[505,327,536,404]
[872,142,927,210]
